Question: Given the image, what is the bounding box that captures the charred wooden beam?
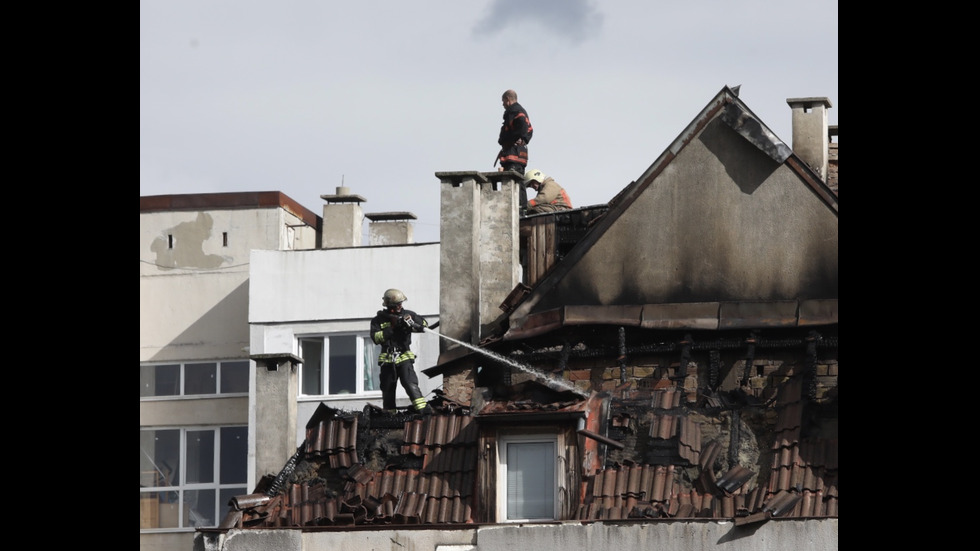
[740,332,757,388]
[805,330,820,400]
[618,326,627,384]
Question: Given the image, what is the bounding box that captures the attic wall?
[537,117,837,311]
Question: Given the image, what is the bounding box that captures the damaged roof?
[218,375,836,529]
[211,85,838,535]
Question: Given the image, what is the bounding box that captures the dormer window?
[496,432,559,521]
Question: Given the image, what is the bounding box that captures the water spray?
[423,327,588,398]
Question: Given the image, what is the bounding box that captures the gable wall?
[537,117,837,311]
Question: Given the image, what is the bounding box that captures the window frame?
[495,431,561,522]
[140,360,250,399]
[139,425,248,532]
[296,332,381,398]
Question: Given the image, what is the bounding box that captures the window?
[139,426,247,530]
[298,334,380,396]
[140,360,249,398]
[497,433,559,521]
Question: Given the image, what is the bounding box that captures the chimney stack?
[320,186,366,248]
[365,211,416,245]
[436,171,522,351]
[786,97,832,182]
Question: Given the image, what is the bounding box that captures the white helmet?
[523,168,547,187]
[382,288,407,306]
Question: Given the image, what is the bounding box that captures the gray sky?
[140,0,838,243]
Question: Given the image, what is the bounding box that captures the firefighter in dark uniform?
[497,89,533,210]
[370,288,433,414]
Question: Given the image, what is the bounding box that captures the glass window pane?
[507,441,555,520]
[141,364,179,397]
[140,427,247,531]
[185,363,217,395]
[220,426,248,484]
[158,495,184,528]
[141,490,181,529]
[186,489,216,528]
[186,430,215,484]
[328,335,356,394]
[363,340,380,391]
[220,361,249,394]
[141,429,179,487]
[300,338,323,395]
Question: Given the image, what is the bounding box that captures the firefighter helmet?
[382,288,407,306]
[523,168,546,187]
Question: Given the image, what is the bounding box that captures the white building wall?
[141,207,296,363]
[141,200,319,551]
[249,244,440,324]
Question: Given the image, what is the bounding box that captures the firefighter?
[523,169,573,214]
[497,89,533,210]
[370,288,433,414]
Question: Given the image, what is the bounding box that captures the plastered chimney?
[786,97,832,181]
[320,186,366,248]
[365,211,416,245]
[436,171,522,351]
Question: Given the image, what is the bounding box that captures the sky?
[140,0,838,244]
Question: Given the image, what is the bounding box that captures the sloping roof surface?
[222,371,836,529]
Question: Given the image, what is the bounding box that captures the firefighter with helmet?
[370,289,433,414]
[523,168,573,213]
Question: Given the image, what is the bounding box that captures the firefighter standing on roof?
[497,89,533,174]
[497,89,533,210]
[370,289,433,414]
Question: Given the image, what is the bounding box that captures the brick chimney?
[365,211,416,245]
[786,97,833,182]
[320,186,366,248]
[436,171,522,350]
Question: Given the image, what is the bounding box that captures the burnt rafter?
[727,409,742,467]
[740,332,758,387]
[265,443,306,497]
[559,340,572,371]
[804,330,821,400]
[501,327,836,365]
[679,333,693,375]
[618,326,628,384]
[709,349,721,390]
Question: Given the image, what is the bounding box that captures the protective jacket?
[370,308,427,364]
[370,307,430,412]
[528,177,573,213]
[498,102,533,169]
